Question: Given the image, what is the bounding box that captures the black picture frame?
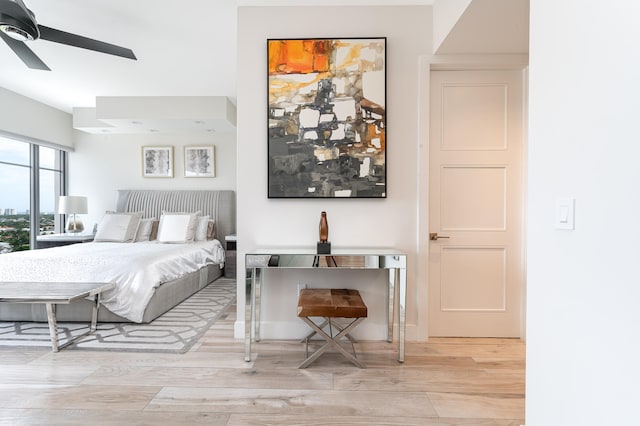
[267,37,387,198]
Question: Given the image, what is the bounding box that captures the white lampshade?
[58,196,88,233]
[58,196,88,215]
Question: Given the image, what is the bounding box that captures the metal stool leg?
[299,316,366,368]
[300,318,358,343]
[300,318,329,342]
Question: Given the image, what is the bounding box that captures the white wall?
[236,6,432,339]
[526,1,640,424]
[69,131,237,228]
[0,87,73,148]
[432,0,471,53]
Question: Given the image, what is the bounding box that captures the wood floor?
[0,303,525,425]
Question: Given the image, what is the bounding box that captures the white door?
[429,70,524,337]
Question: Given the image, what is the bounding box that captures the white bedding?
[0,240,225,322]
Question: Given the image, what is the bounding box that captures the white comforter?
[0,240,225,322]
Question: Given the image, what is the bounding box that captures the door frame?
[416,54,529,341]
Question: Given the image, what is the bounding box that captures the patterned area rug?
[0,278,236,353]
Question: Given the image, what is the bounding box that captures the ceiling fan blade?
[0,0,32,23]
[38,25,136,60]
[0,30,49,70]
[13,0,29,11]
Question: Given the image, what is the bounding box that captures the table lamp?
[58,196,88,233]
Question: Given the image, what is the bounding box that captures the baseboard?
[234,319,418,341]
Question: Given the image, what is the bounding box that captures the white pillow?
[194,215,210,241]
[157,212,199,243]
[94,212,143,243]
[134,218,156,242]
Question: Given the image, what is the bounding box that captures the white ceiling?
[0,0,239,113]
[0,0,434,115]
[436,0,529,54]
[0,0,526,135]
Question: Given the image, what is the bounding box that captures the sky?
[0,138,57,214]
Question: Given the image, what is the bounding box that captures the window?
[39,145,65,236]
[0,137,67,253]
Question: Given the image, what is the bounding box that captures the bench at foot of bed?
[0,281,115,352]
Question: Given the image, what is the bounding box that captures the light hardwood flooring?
[0,304,525,425]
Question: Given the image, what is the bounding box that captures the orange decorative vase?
[317,211,331,254]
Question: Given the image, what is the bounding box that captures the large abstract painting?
[267,37,386,198]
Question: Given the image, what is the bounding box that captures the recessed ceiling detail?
[72,96,236,134]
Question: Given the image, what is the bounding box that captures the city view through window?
[0,138,63,253]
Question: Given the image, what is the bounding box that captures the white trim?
[238,0,433,5]
[429,54,529,70]
[0,129,74,152]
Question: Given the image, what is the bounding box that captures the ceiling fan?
[0,0,136,71]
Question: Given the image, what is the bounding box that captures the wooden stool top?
[297,288,368,318]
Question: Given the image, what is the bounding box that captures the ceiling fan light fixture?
[1,0,135,70]
[0,24,33,41]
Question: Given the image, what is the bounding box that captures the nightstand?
[36,233,94,249]
[224,234,236,279]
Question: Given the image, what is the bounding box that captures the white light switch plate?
[555,198,575,230]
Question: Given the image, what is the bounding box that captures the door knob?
[429,232,450,241]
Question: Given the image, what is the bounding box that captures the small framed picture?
[184,145,215,177]
[142,146,174,178]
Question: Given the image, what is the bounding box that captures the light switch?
[555,198,575,230]
[558,205,569,223]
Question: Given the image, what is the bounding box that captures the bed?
[0,189,235,323]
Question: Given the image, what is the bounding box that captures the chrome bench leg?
[46,293,104,352]
[45,303,59,352]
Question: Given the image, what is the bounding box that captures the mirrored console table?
[245,248,407,363]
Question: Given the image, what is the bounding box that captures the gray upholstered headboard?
[115,190,236,249]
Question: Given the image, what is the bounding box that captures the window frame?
[0,134,69,251]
